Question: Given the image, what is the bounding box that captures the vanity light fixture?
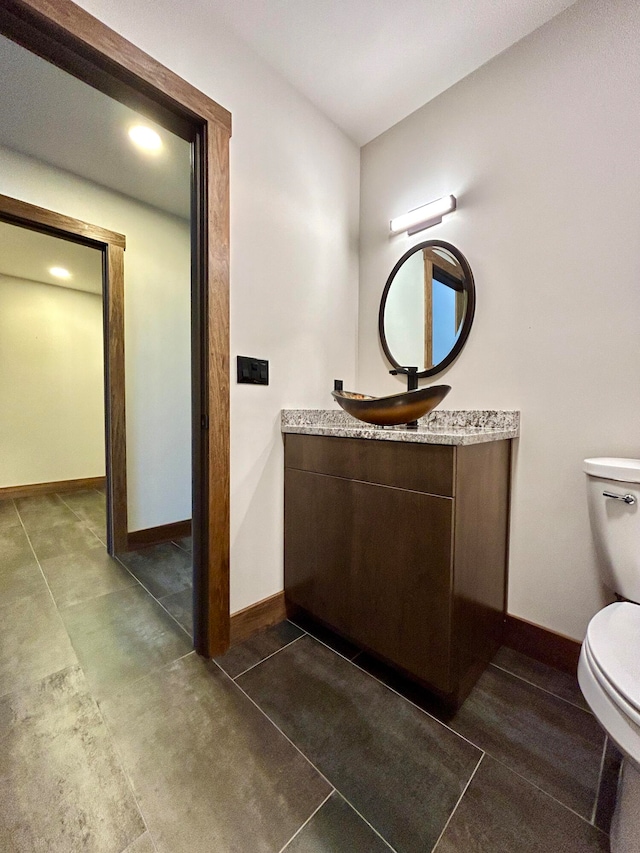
[49,266,71,279]
[128,124,163,153]
[390,195,457,235]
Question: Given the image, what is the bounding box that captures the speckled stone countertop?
[281,409,520,446]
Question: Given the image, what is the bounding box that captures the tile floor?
[0,492,619,851]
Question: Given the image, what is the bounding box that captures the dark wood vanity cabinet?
[284,433,512,707]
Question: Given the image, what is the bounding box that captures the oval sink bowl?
[332,385,451,427]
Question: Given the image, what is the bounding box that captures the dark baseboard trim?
[230,591,287,647]
[504,614,582,675]
[128,519,192,550]
[0,476,106,501]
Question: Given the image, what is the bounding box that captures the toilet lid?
[586,602,640,714]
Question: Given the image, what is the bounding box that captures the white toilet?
[580,457,640,852]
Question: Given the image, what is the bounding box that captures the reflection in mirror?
[379,241,475,378]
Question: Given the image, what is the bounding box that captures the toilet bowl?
[581,458,640,852]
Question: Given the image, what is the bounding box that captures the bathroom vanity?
[282,410,519,708]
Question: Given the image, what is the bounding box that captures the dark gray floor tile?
[58,490,106,536]
[28,519,101,561]
[60,585,192,700]
[439,664,604,819]
[284,792,391,853]
[238,635,481,853]
[118,543,192,599]
[40,541,137,609]
[15,494,79,531]
[101,653,331,853]
[491,645,589,710]
[172,536,192,553]
[434,755,609,852]
[0,525,47,607]
[0,499,20,529]
[0,524,36,567]
[0,665,145,852]
[0,592,77,699]
[122,833,156,852]
[57,489,106,530]
[595,736,623,834]
[159,586,193,636]
[289,612,361,660]
[215,620,303,678]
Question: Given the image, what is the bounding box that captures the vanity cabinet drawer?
[285,468,454,692]
[285,433,454,497]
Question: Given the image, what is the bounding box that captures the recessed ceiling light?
[49,266,71,279]
[128,125,163,153]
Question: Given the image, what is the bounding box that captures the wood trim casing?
[230,592,287,647]
[128,519,191,550]
[0,0,231,657]
[504,614,582,675]
[104,243,128,554]
[0,0,231,138]
[0,476,105,500]
[0,193,125,248]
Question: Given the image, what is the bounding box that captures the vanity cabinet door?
[285,468,454,692]
[285,468,354,638]
[349,480,454,692]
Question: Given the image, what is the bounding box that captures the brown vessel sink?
[331,385,451,427]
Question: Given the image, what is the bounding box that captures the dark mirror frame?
[378,239,476,379]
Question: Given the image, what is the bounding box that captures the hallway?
[0,493,616,851]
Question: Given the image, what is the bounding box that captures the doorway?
[0,0,231,657]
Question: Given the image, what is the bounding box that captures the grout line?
[295,628,609,834]
[277,789,335,853]
[14,501,65,612]
[215,659,399,852]
[213,658,336,787]
[430,753,484,852]
[294,624,483,756]
[287,619,361,663]
[171,538,192,554]
[95,649,197,707]
[489,662,592,714]
[111,558,193,641]
[590,736,609,825]
[329,794,398,852]
[488,752,610,833]
[95,692,159,853]
[46,496,194,642]
[233,633,307,680]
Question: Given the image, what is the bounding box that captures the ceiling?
[0,1,576,208]
[208,0,577,144]
[0,35,191,219]
[0,221,103,294]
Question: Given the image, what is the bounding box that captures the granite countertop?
[281,409,520,446]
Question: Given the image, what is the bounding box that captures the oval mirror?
[379,240,475,378]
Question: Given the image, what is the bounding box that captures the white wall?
[0,146,192,532]
[72,0,361,611]
[0,274,105,487]
[359,0,640,640]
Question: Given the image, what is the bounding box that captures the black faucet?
[389,366,419,428]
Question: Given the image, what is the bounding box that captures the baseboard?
[230,591,287,646]
[0,476,106,501]
[504,614,581,675]
[127,519,192,550]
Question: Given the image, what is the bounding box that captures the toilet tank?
[584,458,640,603]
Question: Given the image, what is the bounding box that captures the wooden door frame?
[0,193,128,553]
[0,0,231,657]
